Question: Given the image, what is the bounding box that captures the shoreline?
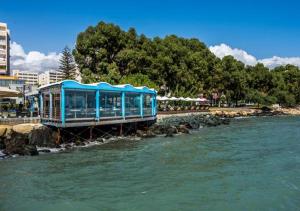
[0,109,299,159]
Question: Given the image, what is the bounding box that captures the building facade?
[39,80,157,127]
[38,70,64,86]
[12,70,39,85]
[0,22,10,75]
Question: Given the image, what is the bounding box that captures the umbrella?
[0,87,22,98]
[199,98,208,102]
[170,97,179,101]
[157,96,170,101]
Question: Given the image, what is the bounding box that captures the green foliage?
[74,21,300,107]
[58,46,77,80]
[120,73,159,90]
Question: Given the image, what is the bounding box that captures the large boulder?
[0,125,12,137]
[165,126,178,137]
[12,123,57,148]
[12,123,39,134]
[0,125,12,150]
[3,129,38,156]
[3,123,57,156]
[28,125,57,148]
[177,125,190,134]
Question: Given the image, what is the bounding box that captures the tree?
[58,46,77,80]
[73,21,300,107]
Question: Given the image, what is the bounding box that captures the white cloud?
[209,43,257,66]
[209,43,300,68]
[258,56,300,69]
[10,42,61,73]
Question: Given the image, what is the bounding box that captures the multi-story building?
[12,70,39,85]
[38,70,64,86]
[0,22,10,75]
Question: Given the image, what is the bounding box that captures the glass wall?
[125,93,141,116]
[42,93,50,118]
[52,93,61,120]
[65,90,96,119]
[143,94,153,116]
[100,91,122,118]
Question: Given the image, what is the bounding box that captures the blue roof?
[39,80,157,94]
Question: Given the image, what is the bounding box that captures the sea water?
[0,116,300,211]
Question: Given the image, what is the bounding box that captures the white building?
[38,70,64,86]
[0,22,10,75]
[12,70,39,85]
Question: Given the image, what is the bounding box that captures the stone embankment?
[210,108,287,118]
[0,124,57,158]
[0,114,229,158]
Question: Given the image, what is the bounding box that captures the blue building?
[39,80,157,127]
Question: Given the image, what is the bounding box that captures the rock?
[38,149,51,153]
[24,145,38,156]
[165,126,178,137]
[136,130,145,137]
[0,125,12,137]
[75,140,85,146]
[4,130,28,155]
[144,130,156,138]
[12,123,39,134]
[3,130,39,156]
[178,125,190,134]
[65,144,72,149]
[221,118,230,125]
[149,124,165,135]
[28,125,56,148]
[205,118,219,127]
[96,137,104,143]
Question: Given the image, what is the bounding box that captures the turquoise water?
[1,116,300,211]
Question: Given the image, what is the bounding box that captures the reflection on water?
[0,116,300,211]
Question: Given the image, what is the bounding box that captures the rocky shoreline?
[0,114,229,159]
[210,107,289,118]
[1,108,298,159]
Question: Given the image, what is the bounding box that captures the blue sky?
[1,0,300,71]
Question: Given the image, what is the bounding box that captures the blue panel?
[61,88,65,125]
[140,93,143,117]
[39,93,43,117]
[152,95,155,116]
[49,92,53,119]
[122,92,125,119]
[96,90,100,120]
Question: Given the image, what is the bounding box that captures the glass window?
[42,93,50,118]
[125,93,141,116]
[100,91,122,118]
[65,90,96,119]
[143,94,153,116]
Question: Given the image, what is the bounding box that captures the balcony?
[0,31,6,36]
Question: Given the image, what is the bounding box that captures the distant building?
[12,70,39,85]
[0,22,10,75]
[0,75,24,89]
[38,70,64,86]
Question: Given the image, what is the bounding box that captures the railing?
[65,108,96,119]
[0,117,40,125]
[100,108,122,118]
[143,108,152,116]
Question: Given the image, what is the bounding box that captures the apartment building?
[38,70,64,86]
[12,70,39,85]
[0,22,10,75]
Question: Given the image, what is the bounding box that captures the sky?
[1,0,300,72]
